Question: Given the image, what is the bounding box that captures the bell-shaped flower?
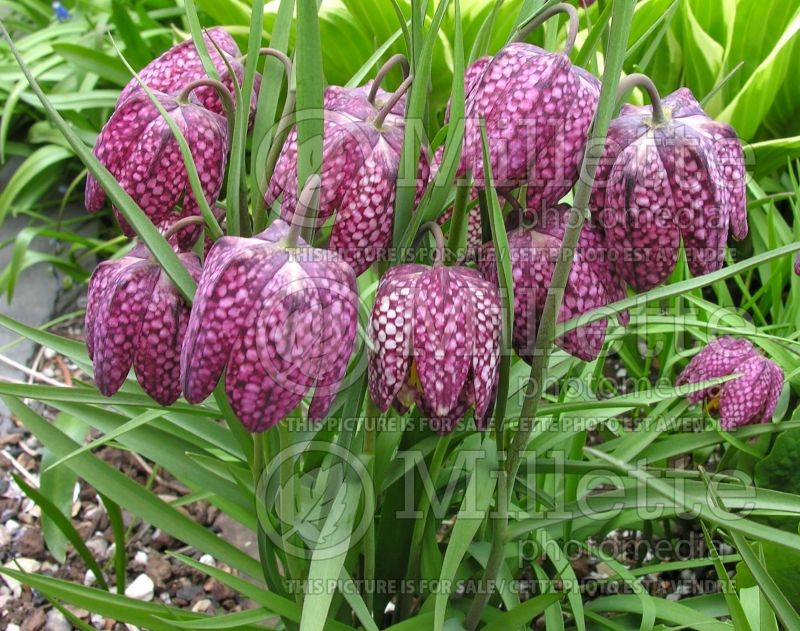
[460,5,599,210]
[592,78,747,291]
[267,59,427,275]
[116,27,257,120]
[480,204,626,362]
[85,244,200,405]
[367,226,502,434]
[85,88,229,251]
[676,337,783,430]
[180,177,359,432]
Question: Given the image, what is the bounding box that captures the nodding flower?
[676,337,784,430]
[180,177,360,432]
[367,224,502,435]
[85,243,200,406]
[591,78,747,292]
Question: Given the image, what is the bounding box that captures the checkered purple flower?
[480,204,626,362]
[85,90,228,251]
[85,244,200,405]
[367,263,502,434]
[266,81,425,275]
[592,86,747,292]
[460,42,600,208]
[117,27,257,121]
[676,337,783,430]
[180,206,359,432]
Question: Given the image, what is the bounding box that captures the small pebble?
[86,537,108,560]
[133,550,148,565]
[191,598,212,613]
[4,519,20,535]
[7,624,21,631]
[124,574,154,602]
[90,614,105,630]
[43,348,56,359]
[84,570,97,587]
[45,608,71,631]
[198,554,215,567]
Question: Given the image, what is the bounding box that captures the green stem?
[362,400,379,618]
[513,2,580,55]
[160,215,207,241]
[278,422,305,601]
[367,54,410,103]
[374,75,413,128]
[257,87,297,232]
[446,174,473,257]
[399,433,452,619]
[285,174,321,247]
[177,78,237,138]
[467,1,639,626]
[617,72,666,124]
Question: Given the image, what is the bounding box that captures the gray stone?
[45,608,71,631]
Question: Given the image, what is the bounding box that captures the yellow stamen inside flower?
[706,393,721,416]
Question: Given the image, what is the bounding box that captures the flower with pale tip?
[180,176,359,432]
[267,56,428,275]
[367,223,502,434]
[85,80,231,251]
[480,204,626,362]
[460,3,600,208]
[676,337,783,430]
[591,75,747,292]
[85,241,200,406]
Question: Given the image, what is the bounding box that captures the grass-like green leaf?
[0,21,197,299]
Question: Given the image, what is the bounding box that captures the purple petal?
[303,259,359,421]
[181,237,288,403]
[602,136,680,292]
[412,267,474,416]
[759,360,784,423]
[367,264,426,411]
[676,337,758,402]
[86,95,169,212]
[459,268,502,418]
[224,263,323,431]
[329,139,399,275]
[92,260,159,397]
[85,260,124,360]
[719,355,774,430]
[656,125,728,277]
[133,255,200,405]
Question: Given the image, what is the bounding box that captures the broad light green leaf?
[718,11,800,139]
[40,413,87,563]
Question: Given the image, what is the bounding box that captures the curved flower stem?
[374,75,413,128]
[414,221,446,267]
[284,174,321,247]
[367,54,410,104]
[240,47,293,82]
[617,72,666,124]
[177,78,237,137]
[498,188,524,220]
[161,215,208,241]
[466,2,639,628]
[398,433,452,620]
[513,2,579,55]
